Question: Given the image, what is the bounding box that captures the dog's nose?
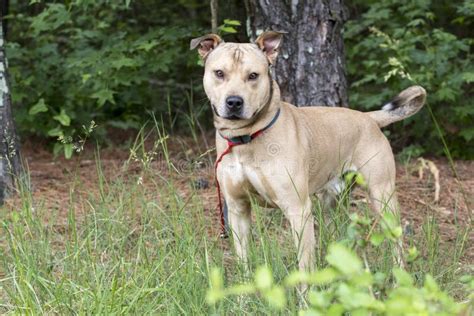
[226,96,244,111]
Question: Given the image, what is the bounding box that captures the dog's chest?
[222,153,276,203]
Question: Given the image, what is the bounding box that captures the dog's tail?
[367,85,427,128]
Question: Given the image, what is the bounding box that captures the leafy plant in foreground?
[206,210,473,314]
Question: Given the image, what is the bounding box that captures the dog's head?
[190,31,284,125]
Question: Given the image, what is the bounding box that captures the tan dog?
[191,31,426,272]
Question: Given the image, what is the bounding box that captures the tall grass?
[0,123,470,314]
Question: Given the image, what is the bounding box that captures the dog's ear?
[190,34,223,60]
[255,31,285,64]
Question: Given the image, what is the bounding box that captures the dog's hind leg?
[357,145,405,266]
[367,183,405,267]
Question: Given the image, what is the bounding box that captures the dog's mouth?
[225,108,259,121]
[212,104,248,121]
[224,114,242,120]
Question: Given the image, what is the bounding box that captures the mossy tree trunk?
[245,0,348,107]
[0,5,21,205]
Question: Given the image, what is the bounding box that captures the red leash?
[214,108,281,238]
[214,131,268,238]
[214,140,236,238]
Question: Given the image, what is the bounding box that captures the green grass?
[0,129,471,314]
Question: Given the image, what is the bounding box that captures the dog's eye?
[214,70,224,79]
[248,72,259,80]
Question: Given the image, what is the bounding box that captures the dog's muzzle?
[223,95,244,120]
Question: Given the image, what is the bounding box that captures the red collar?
[218,108,281,145]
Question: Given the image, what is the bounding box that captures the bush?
[206,211,474,314]
[6,0,208,157]
[345,0,474,159]
[207,247,472,314]
[5,0,473,159]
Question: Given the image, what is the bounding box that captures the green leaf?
[310,268,340,285]
[53,109,71,126]
[308,290,331,308]
[82,74,92,84]
[424,274,439,293]
[255,266,273,290]
[393,268,413,286]
[64,143,73,159]
[436,86,457,102]
[460,127,474,142]
[373,272,386,286]
[264,286,286,310]
[344,171,367,187]
[337,283,380,310]
[393,226,403,238]
[48,127,63,137]
[350,271,374,287]
[285,270,310,286]
[300,310,324,316]
[223,19,241,26]
[226,283,255,296]
[381,212,403,240]
[91,89,116,107]
[370,232,385,246]
[29,98,48,115]
[205,289,224,305]
[353,173,367,187]
[407,246,419,262]
[30,4,71,35]
[327,303,345,316]
[219,26,237,34]
[206,268,224,304]
[326,244,363,275]
[11,211,20,223]
[461,72,474,83]
[407,18,425,27]
[111,57,138,69]
[136,40,159,51]
[209,267,223,290]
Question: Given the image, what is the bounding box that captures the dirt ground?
[5,136,474,263]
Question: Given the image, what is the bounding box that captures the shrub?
[6,0,208,156]
[345,0,473,158]
[206,211,473,314]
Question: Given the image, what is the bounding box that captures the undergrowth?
[0,125,472,314]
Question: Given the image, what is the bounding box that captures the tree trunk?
[210,0,219,34]
[245,0,348,107]
[0,7,21,205]
[1,0,7,37]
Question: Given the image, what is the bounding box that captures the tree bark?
[0,8,21,205]
[245,0,348,107]
[210,0,218,33]
[1,0,7,37]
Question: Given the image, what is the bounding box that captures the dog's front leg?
[227,198,251,266]
[284,197,316,272]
